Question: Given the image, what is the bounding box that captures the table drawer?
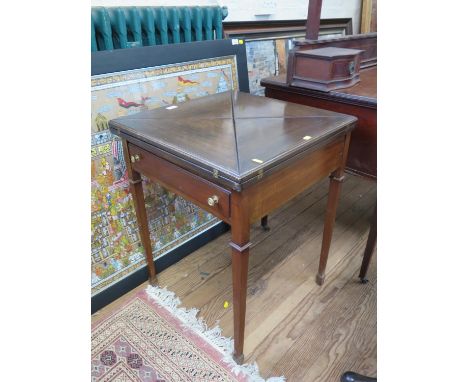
[128,143,231,221]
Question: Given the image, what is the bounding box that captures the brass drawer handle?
[131,154,141,163]
[207,195,219,207]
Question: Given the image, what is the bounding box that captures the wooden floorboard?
[92,174,377,381]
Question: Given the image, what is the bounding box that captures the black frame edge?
[91,39,250,93]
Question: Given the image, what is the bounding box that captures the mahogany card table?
[109,91,356,362]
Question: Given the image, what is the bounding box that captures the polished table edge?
[261,75,377,109]
[110,125,241,190]
[110,122,357,192]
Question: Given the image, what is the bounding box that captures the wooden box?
[287,46,363,92]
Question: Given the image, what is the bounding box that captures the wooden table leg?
[359,204,377,283]
[230,192,250,364]
[122,139,157,284]
[316,172,345,285]
[261,215,270,231]
[316,132,351,286]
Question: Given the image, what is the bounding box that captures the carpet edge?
[145,284,286,382]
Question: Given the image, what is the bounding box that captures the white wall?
[91,0,362,34]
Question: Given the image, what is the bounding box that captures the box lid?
[296,47,364,59]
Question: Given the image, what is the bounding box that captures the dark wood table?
[261,66,377,282]
[109,91,356,362]
[261,67,376,179]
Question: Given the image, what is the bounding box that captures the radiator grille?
[91,6,228,51]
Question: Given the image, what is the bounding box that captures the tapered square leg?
[230,191,250,363]
[359,204,377,283]
[230,243,249,364]
[316,172,344,285]
[122,139,157,284]
[316,132,351,286]
[130,179,157,284]
[261,215,270,231]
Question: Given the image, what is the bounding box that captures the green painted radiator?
[91,6,228,51]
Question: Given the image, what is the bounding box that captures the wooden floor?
[92,174,377,382]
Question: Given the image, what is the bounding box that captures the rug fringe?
[145,285,286,382]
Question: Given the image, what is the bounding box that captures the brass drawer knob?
[207,195,219,207]
[130,154,141,163]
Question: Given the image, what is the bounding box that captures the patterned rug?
[92,285,285,382]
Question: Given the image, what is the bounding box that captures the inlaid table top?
[109,91,356,190]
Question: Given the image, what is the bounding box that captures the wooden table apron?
[116,127,352,362]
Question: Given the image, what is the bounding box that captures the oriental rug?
[92,285,285,382]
